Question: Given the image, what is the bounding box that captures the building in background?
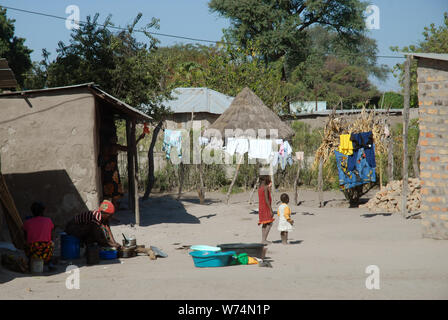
[289,101,327,114]
[164,87,234,130]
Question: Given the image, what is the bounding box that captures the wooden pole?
[126,120,135,213]
[131,120,140,226]
[402,55,411,218]
[318,157,324,207]
[226,155,242,204]
[248,175,260,205]
[197,161,205,205]
[294,159,301,205]
[177,163,184,200]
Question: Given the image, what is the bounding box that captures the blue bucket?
[60,233,80,260]
[189,250,236,268]
[99,249,118,260]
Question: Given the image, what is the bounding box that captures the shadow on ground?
[360,213,392,218]
[113,194,201,227]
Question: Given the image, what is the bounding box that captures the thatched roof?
[204,87,295,140]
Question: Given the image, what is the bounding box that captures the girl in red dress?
[258,175,274,244]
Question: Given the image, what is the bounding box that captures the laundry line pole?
[402,55,412,218]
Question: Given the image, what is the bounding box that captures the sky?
[1,0,447,92]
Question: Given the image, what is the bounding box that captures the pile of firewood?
[360,178,421,213]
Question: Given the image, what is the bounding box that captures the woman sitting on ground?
[64,200,121,249]
[23,202,56,271]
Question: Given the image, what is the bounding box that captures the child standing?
[277,194,294,245]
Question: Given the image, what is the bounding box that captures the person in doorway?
[64,200,121,249]
[258,175,274,244]
[100,131,147,210]
[277,193,294,245]
[23,202,56,271]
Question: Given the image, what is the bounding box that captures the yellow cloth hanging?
[338,134,353,155]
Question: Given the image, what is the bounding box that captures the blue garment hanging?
[335,148,376,190]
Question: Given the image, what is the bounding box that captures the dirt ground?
[1,188,447,300]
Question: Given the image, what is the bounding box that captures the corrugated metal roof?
[0,83,152,121]
[165,87,234,114]
[405,53,448,62]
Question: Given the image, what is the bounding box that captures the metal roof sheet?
[0,83,152,121]
[405,53,448,62]
[164,87,234,114]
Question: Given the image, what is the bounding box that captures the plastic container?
[60,233,80,260]
[99,248,118,260]
[30,258,44,274]
[217,243,266,259]
[189,250,236,268]
[190,245,221,252]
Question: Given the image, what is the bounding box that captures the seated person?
[23,202,56,271]
[64,200,121,249]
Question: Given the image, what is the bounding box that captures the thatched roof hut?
[204,87,294,140]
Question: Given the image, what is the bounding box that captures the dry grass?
[314,108,387,167]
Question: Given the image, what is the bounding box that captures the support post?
[126,120,135,213]
[177,163,184,200]
[318,158,324,207]
[131,120,140,225]
[294,159,301,206]
[402,55,411,218]
[226,155,242,204]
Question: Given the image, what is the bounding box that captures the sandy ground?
[1,188,448,300]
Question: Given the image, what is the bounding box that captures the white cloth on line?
[248,139,272,160]
[225,138,249,156]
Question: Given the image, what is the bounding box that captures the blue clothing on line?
[348,132,376,171]
[334,148,376,190]
[163,129,182,160]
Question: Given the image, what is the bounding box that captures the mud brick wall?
[417,57,448,239]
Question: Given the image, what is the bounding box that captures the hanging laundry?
[348,132,375,170]
[271,152,279,167]
[163,129,182,160]
[206,137,223,150]
[225,138,249,156]
[338,134,353,156]
[275,139,283,145]
[248,139,272,160]
[198,136,209,146]
[334,148,376,190]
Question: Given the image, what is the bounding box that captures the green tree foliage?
[157,42,288,111]
[209,0,368,73]
[288,54,380,108]
[381,91,403,109]
[0,7,32,87]
[391,12,448,108]
[38,13,171,118]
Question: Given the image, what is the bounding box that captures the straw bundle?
[314,108,387,167]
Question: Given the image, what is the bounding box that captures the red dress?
[258,186,274,225]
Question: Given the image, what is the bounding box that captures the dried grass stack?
[359,178,422,213]
[314,108,388,166]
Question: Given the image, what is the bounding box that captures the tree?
[382,91,403,109]
[0,7,32,87]
[209,0,368,75]
[38,13,172,199]
[391,12,448,107]
[158,42,288,112]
